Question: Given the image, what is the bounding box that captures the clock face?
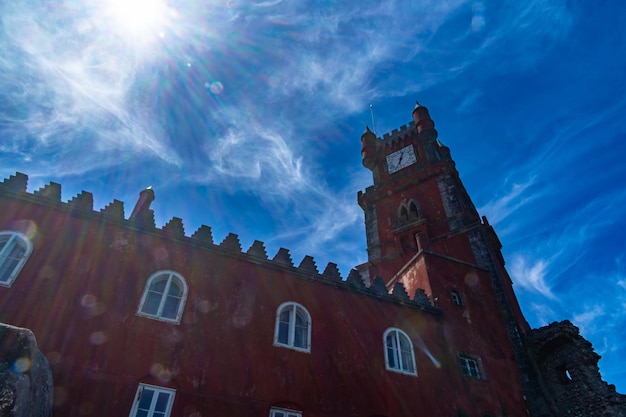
[386,145,417,174]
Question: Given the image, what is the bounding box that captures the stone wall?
[0,323,52,417]
[528,320,626,417]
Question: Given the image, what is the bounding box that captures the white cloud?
[478,177,538,226]
[509,255,555,299]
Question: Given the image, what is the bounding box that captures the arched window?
[384,328,417,375]
[0,231,32,287]
[408,200,420,219]
[137,271,188,324]
[274,302,311,352]
[399,205,408,221]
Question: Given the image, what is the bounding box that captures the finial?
[414,101,422,109]
[364,125,372,134]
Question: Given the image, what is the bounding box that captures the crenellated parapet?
[380,121,415,145]
[0,172,439,314]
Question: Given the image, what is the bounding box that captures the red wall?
[0,190,528,417]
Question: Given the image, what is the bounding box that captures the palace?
[0,103,624,417]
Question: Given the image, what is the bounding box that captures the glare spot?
[198,300,214,313]
[209,81,224,95]
[11,220,37,239]
[187,62,192,67]
[81,294,97,308]
[464,272,479,287]
[38,265,57,281]
[151,363,164,375]
[471,2,486,32]
[90,331,108,345]
[105,0,169,43]
[153,246,168,261]
[12,357,31,373]
[151,363,172,382]
[48,351,62,366]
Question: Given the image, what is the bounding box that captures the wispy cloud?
[478,176,538,226]
[509,255,555,299]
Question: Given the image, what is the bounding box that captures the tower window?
[458,354,484,379]
[0,231,32,287]
[408,201,419,219]
[137,270,188,324]
[384,328,417,376]
[451,289,463,306]
[129,383,175,417]
[274,302,311,352]
[399,205,408,221]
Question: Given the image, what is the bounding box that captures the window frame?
[458,353,485,379]
[269,406,303,417]
[128,383,175,417]
[0,231,33,287]
[137,270,188,324]
[273,302,312,353]
[383,328,418,376]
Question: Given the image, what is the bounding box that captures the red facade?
[0,104,532,417]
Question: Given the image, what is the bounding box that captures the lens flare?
[105,0,169,43]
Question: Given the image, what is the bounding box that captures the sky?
[1,0,625,394]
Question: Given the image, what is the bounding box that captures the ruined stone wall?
[528,320,626,417]
[0,323,52,417]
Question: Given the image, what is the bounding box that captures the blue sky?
[1,0,625,393]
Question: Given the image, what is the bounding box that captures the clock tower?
[357,102,538,410]
[358,103,484,282]
[357,100,529,336]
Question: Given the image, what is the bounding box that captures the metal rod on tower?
[369,104,377,135]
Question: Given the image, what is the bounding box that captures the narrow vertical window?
[451,289,463,306]
[383,328,417,376]
[129,384,175,417]
[0,231,32,287]
[274,302,311,352]
[138,271,188,324]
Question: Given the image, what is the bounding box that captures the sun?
[105,0,169,42]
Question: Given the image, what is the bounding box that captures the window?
[0,231,32,287]
[451,289,463,306]
[129,384,175,417]
[274,302,311,352]
[384,328,417,376]
[270,407,302,417]
[408,200,419,219]
[137,271,188,324]
[459,354,484,379]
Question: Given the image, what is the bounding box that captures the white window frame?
[0,231,32,287]
[137,270,188,324]
[383,328,418,376]
[129,383,175,417]
[458,353,485,379]
[269,406,302,417]
[274,302,312,353]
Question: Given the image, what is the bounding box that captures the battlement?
[379,121,416,146]
[0,172,439,314]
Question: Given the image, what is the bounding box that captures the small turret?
[129,186,155,221]
[411,102,437,140]
[360,126,377,171]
